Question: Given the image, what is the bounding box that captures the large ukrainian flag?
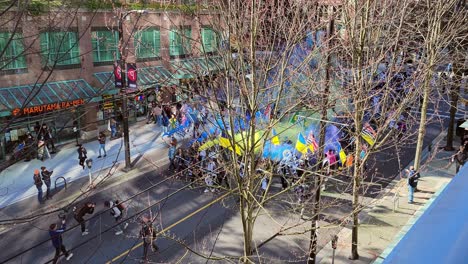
[219,131,242,155]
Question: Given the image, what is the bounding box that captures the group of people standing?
[15,122,57,163]
[48,199,159,263]
[33,166,53,203]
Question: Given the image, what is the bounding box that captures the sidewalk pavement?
[0,121,176,209]
[316,131,456,264]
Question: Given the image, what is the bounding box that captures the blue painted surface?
[383,165,468,264]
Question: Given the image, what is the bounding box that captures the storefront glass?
[0,107,82,161]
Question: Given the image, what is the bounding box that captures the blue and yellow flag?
[219,131,241,155]
[295,133,308,154]
[272,129,280,145]
[338,147,347,165]
[361,131,375,146]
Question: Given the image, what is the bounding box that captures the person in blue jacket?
[49,219,73,263]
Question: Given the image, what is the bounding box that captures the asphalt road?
[0,101,455,263]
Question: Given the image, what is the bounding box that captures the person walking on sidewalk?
[168,136,177,170]
[41,166,53,200]
[140,214,159,262]
[451,145,466,173]
[74,202,95,236]
[41,123,57,153]
[405,166,418,204]
[33,169,43,204]
[104,200,129,235]
[109,117,118,139]
[77,144,87,170]
[49,219,73,263]
[153,104,162,125]
[161,112,169,133]
[37,137,51,161]
[97,132,107,158]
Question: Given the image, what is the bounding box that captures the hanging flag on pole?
[271,129,280,145]
[290,112,299,124]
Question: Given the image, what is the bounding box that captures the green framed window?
[134,28,160,60]
[92,30,118,64]
[40,31,80,66]
[201,28,218,53]
[169,27,191,57]
[0,32,26,70]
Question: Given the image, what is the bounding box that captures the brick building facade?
[0,8,222,160]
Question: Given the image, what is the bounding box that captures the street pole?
[118,13,132,170]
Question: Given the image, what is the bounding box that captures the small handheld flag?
[295,133,308,154]
[272,129,280,145]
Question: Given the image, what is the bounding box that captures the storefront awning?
[171,56,225,79]
[0,79,99,117]
[93,66,178,94]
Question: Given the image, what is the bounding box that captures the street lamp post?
[86,158,93,187]
[117,10,146,170]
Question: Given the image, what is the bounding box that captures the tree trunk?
[349,100,363,260]
[414,69,433,170]
[308,11,334,264]
[445,76,461,151]
[350,163,361,260]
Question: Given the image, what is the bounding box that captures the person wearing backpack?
[405,166,418,204]
[104,200,129,235]
[33,169,43,204]
[41,166,53,200]
[140,214,159,261]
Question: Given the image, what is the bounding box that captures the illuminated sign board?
[12,99,85,116]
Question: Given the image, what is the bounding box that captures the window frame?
[0,31,27,73]
[201,27,218,54]
[91,28,119,66]
[134,27,161,62]
[39,29,81,69]
[169,26,192,59]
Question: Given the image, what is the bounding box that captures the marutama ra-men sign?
[11,99,85,116]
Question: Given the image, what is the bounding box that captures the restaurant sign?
[12,99,85,116]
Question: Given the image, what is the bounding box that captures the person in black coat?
[74,202,95,235]
[41,166,53,200]
[77,144,87,169]
[33,169,43,204]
